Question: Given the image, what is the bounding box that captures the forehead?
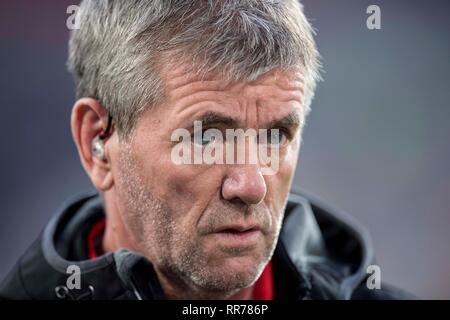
[160,62,304,102]
[149,60,307,130]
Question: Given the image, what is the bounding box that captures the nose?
[221,164,267,205]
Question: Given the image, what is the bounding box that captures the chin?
[204,254,266,290]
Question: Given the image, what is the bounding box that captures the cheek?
[264,142,299,220]
[278,141,300,188]
[284,137,301,168]
[165,164,225,225]
[131,134,224,234]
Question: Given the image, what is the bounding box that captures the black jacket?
[0,190,412,300]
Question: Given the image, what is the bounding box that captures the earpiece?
[91,135,106,161]
[91,114,113,161]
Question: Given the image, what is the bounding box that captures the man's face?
[111,65,305,295]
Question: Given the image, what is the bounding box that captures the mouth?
[211,224,262,247]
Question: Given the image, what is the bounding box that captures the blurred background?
[0,0,449,299]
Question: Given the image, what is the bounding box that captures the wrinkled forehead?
[160,62,305,115]
[130,54,307,133]
[160,59,305,93]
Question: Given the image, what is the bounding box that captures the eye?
[259,129,288,146]
[193,130,215,146]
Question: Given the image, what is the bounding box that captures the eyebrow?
[193,111,238,128]
[187,111,301,131]
[267,111,301,131]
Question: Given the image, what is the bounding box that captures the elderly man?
[0,0,409,300]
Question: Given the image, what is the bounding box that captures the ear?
[71,98,114,191]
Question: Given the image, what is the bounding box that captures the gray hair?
[68,0,321,139]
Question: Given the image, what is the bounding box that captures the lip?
[214,223,261,233]
[211,225,262,247]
